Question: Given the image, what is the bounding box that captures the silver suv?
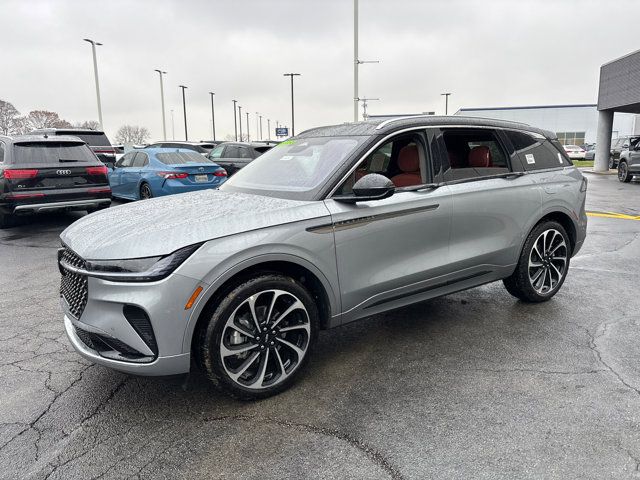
[617,137,640,183]
[58,116,588,399]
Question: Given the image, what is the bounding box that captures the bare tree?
[115,125,150,145]
[75,120,100,130]
[0,99,20,135]
[25,110,72,130]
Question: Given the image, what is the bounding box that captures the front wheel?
[618,161,632,183]
[196,274,319,400]
[503,221,571,302]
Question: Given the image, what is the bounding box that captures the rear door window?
[12,142,96,165]
[439,129,510,181]
[505,130,570,170]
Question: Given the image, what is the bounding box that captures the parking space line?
[586,211,640,220]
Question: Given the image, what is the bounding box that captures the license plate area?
[195,174,208,183]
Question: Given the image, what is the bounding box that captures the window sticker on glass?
[557,153,564,164]
[525,154,535,164]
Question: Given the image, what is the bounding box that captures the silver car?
[59,116,588,399]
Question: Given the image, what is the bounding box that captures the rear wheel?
[503,221,570,302]
[618,161,632,183]
[139,182,153,199]
[196,274,319,400]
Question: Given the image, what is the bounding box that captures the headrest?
[468,146,492,168]
[397,144,419,172]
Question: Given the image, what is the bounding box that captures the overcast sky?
[1,0,638,141]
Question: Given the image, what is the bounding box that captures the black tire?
[0,212,15,229]
[196,273,319,400]
[618,161,632,183]
[503,220,571,303]
[139,182,153,200]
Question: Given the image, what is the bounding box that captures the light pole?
[283,73,301,136]
[209,92,216,141]
[238,105,243,141]
[267,119,271,140]
[170,109,175,139]
[154,69,167,140]
[246,112,250,142]
[353,2,380,122]
[441,92,452,115]
[232,100,238,141]
[179,85,188,140]
[259,115,263,140]
[255,112,259,140]
[83,38,103,129]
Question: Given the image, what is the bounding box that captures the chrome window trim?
[326,124,549,198]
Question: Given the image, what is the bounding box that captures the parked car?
[563,144,585,160]
[108,148,227,200]
[609,136,640,169]
[146,141,216,155]
[584,146,596,161]
[207,142,273,176]
[30,128,116,168]
[59,116,587,399]
[617,141,640,183]
[0,134,111,227]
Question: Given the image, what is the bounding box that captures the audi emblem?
[56,170,71,175]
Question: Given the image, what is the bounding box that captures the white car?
[563,145,586,160]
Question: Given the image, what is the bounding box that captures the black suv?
[30,128,117,168]
[206,142,273,175]
[0,135,111,227]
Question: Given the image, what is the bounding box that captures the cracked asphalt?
[1,173,639,479]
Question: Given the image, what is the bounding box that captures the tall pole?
[441,92,452,115]
[283,73,301,136]
[267,119,271,140]
[170,109,175,139]
[353,0,358,123]
[83,39,103,129]
[154,69,167,140]
[238,105,243,141]
[259,115,263,140]
[255,112,259,141]
[209,92,216,141]
[232,100,238,141]
[246,112,250,142]
[179,85,188,140]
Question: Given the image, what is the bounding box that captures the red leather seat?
[468,146,492,167]
[391,145,421,187]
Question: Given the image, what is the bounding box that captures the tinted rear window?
[156,152,214,164]
[53,131,111,147]
[505,131,570,170]
[13,142,97,164]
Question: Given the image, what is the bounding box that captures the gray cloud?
[1,0,636,141]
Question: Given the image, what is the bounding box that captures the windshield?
[156,151,214,164]
[221,136,365,199]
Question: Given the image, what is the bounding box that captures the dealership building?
[455,104,640,146]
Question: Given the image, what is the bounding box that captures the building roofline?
[458,104,597,113]
[601,48,640,68]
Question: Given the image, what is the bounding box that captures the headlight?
[83,243,202,282]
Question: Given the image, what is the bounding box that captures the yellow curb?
[587,211,640,220]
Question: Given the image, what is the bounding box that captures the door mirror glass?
[335,173,395,203]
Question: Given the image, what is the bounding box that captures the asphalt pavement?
[1,173,639,479]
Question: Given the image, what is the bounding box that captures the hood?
[60,190,329,259]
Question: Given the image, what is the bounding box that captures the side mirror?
[334,173,395,204]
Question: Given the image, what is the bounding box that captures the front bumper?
[61,271,204,376]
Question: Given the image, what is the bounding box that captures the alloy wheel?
[140,184,152,199]
[528,229,567,295]
[220,289,311,390]
[618,163,628,182]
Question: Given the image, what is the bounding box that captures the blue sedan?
[109,148,227,200]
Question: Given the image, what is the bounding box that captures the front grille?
[59,246,88,319]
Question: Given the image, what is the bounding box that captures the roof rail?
[374,114,439,130]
